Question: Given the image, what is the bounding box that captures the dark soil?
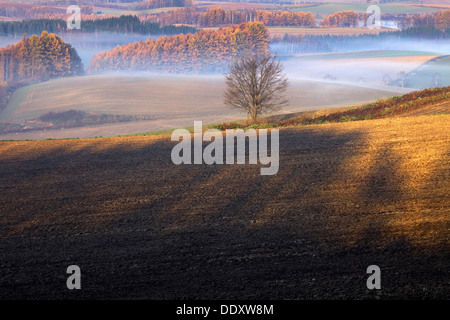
[0,115,448,300]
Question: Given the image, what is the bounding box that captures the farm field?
[289,3,443,14]
[0,73,403,140]
[0,1,449,303]
[282,51,441,88]
[0,112,448,299]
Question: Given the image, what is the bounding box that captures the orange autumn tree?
[0,31,83,84]
[321,11,359,27]
[254,10,315,27]
[435,10,450,31]
[149,7,316,27]
[88,22,270,74]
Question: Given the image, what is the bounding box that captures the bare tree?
[382,73,392,86]
[223,53,289,123]
[397,71,407,88]
[432,72,441,87]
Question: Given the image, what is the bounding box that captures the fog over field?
[272,37,450,55]
[0,27,449,139]
[282,51,442,89]
[273,36,450,89]
[0,2,449,305]
[0,32,159,69]
[0,73,402,140]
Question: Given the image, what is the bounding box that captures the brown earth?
[0,114,448,300]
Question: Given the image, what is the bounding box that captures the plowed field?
[0,114,448,299]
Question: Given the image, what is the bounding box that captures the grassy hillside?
[210,86,450,130]
[0,73,402,140]
[0,112,448,299]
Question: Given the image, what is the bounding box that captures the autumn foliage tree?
[0,31,83,84]
[253,10,315,27]
[321,11,359,27]
[435,10,450,31]
[224,53,289,122]
[148,7,316,27]
[0,16,198,38]
[89,22,269,74]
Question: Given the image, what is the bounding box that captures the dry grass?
[0,74,401,140]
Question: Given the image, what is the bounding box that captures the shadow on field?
[0,124,448,299]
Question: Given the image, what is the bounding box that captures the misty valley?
[0,0,449,304]
[0,31,448,139]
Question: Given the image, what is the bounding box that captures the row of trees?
[436,10,450,30]
[89,22,269,74]
[320,11,359,28]
[270,25,449,55]
[253,10,315,27]
[399,10,450,31]
[0,31,83,84]
[0,16,198,37]
[146,7,316,27]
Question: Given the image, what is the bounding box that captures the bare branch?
[223,52,289,122]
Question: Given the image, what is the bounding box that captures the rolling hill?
[0,73,403,140]
[403,55,450,89]
[0,110,448,299]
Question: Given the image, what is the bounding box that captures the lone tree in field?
[223,53,289,123]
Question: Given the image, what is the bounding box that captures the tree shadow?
[0,120,448,299]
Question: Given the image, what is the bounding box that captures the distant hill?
[402,55,450,89]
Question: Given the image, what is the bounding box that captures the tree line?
[0,16,198,37]
[399,10,450,31]
[271,25,450,55]
[0,31,83,84]
[147,7,316,27]
[143,7,316,27]
[149,7,450,29]
[88,22,269,74]
[320,10,359,28]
